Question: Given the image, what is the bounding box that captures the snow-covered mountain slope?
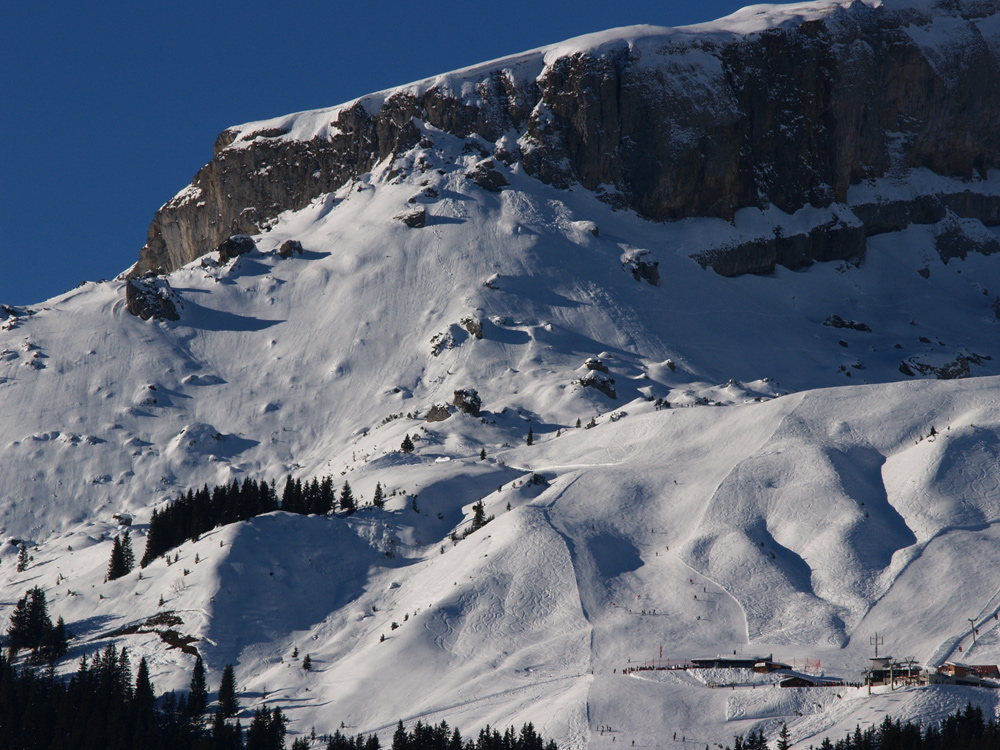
[5,145,1000,536]
[6,1,1000,747]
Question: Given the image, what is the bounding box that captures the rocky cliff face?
[133,0,1000,279]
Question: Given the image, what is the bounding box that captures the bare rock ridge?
[133,0,1000,280]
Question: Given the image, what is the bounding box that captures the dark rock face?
[125,277,180,321]
[132,2,1000,279]
[694,219,868,276]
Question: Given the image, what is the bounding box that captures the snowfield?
[5,3,1000,747]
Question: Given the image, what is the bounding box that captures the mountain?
[134,0,1000,280]
[4,1,1000,747]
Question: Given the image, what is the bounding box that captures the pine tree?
[526,426,533,446]
[121,530,135,573]
[776,723,790,750]
[479,448,486,460]
[40,615,68,664]
[134,656,155,711]
[318,476,335,515]
[575,418,581,428]
[218,663,239,718]
[281,476,297,513]
[472,501,486,531]
[400,434,415,453]
[392,720,409,750]
[16,542,28,573]
[188,654,208,718]
[107,536,127,581]
[247,705,287,750]
[340,482,356,514]
[302,654,312,671]
[7,586,50,656]
[373,482,385,509]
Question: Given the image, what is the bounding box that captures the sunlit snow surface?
[4,3,1000,744]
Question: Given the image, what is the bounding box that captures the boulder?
[823,315,872,333]
[453,388,482,416]
[277,239,304,258]
[620,249,659,285]
[425,404,452,423]
[934,213,1000,263]
[217,234,256,263]
[465,159,509,192]
[580,370,616,399]
[395,207,426,228]
[461,316,484,339]
[125,277,180,321]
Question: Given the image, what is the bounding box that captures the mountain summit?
[135,0,1000,279]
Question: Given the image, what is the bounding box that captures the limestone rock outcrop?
[131,1,1000,281]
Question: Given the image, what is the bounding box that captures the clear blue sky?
[1,1,749,306]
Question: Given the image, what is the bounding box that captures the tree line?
[0,643,244,750]
[733,704,999,750]
[141,476,379,568]
[0,641,560,750]
[320,719,556,750]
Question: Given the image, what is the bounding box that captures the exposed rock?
[133,2,1000,278]
[453,388,482,416]
[125,277,180,321]
[852,192,1000,236]
[695,219,867,276]
[906,351,991,379]
[934,212,1000,263]
[465,159,509,192]
[823,315,871,333]
[429,329,455,357]
[620,249,659,285]
[460,316,483,339]
[395,207,426,228]
[277,239,304,258]
[584,357,608,373]
[425,404,452,422]
[217,234,256,264]
[580,370,616,399]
